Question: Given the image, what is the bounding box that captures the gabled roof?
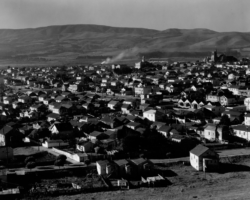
[204,124,216,131]
[55,96,65,101]
[0,126,14,135]
[47,113,60,119]
[130,158,148,166]
[108,100,119,105]
[127,122,140,127]
[53,123,73,132]
[158,125,171,132]
[89,131,103,137]
[190,144,210,156]
[114,159,129,166]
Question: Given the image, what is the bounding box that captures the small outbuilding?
[190,144,219,171]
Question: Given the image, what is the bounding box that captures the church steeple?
[142,56,145,62]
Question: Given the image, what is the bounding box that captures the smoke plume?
[101,47,139,64]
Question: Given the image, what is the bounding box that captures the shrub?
[84,160,91,166]
[56,154,67,162]
[25,156,35,165]
[54,160,64,169]
[26,162,36,171]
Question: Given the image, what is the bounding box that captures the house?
[126,122,141,130]
[232,125,250,141]
[121,104,131,114]
[114,159,131,177]
[55,96,67,103]
[51,104,63,115]
[104,130,118,139]
[3,97,15,105]
[228,85,240,95]
[43,98,55,105]
[151,121,166,130]
[222,110,241,121]
[158,125,171,137]
[120,87,133,96]
[33,121,50,130]
[50,123,73,135]
[76,141,94,153]
[203,105,225,116]
[96,160,113,176]
[18,95,32,104]
[134,87,152,97]
[203,124,217,141]
[123,99,137,108]
[191,100,205,110]
[42,139,69,148]
[245,113,250,126]
[129,158,153,176]
[140,103,150,111]
[47,113,61,122]
[89,131,107,141]
[101,117,120,129]
[99,139,116,150]
[171,135,186,143]
[30,104,46,112]
[206,94,220,102]
[178,99,192,108]
[107,101,121,110]
[38,94,47,102]
[0,126,23,146]
[190,144,219,171]
[143,109,164,122]
[220,95,237,106]
[82,103,94,110]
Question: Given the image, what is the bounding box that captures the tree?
[25,156,35,165]
[84,159,91,166]
[26,162,36,171]
[220,114,231,126]
[54,160,64,169]
[55,154,67,169]
[56,154,67,162]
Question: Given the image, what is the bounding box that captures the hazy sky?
[0,0,249,32]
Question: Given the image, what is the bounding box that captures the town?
[1,50,250,199]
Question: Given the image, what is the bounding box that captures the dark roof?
[190,144,209,156]
[127,122,140,127]
[55,96,65,101]
[0,126,14,135]
[47,113,60,119]
[158,125,171,132]
[114,159,129,166]
[122,104,131,109]
[89,131,103,137]
[130,158,147,166]
[54,123,73,132]
[6,121,17,127]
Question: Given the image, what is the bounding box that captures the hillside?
[0,24,249,64]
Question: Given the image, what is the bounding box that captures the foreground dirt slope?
[33,160,250,200]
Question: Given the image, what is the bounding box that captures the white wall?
[190,153,200,171]
[143,113,155,122]
[204,130,216,141]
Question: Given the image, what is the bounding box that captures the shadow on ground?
[218,163,250,174]
[156,169,178,177]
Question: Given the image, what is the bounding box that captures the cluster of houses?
[0,54,250,174]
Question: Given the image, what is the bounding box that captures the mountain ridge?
[0,24,249,61]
